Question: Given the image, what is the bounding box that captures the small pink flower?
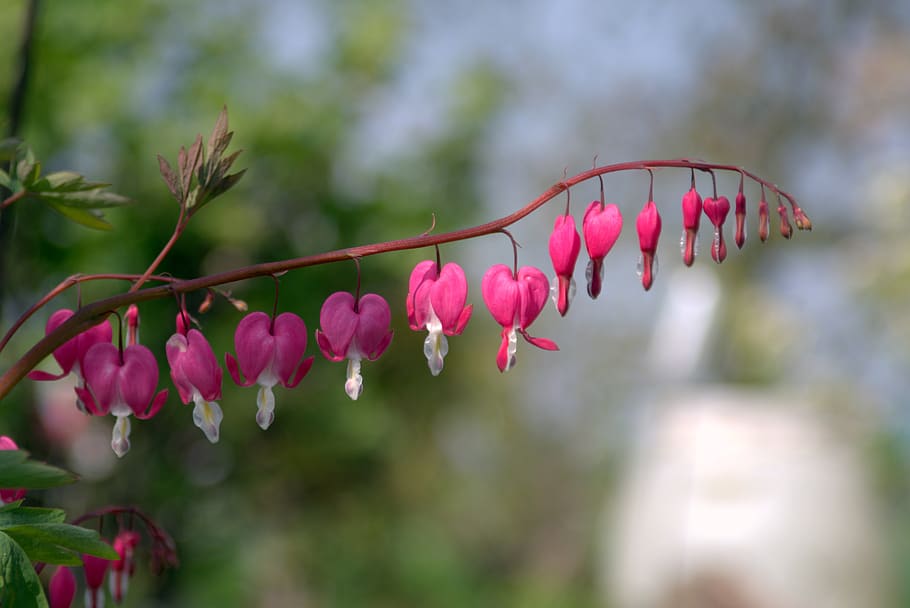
[74,343,168,457]
[481,264,558,372]
[82,550,111,608]
[0,436,26,504]
[27,309,112,412]
[758,196,770,242]
[166,314,224,443]
[582,201,623,299]
[316,292,393,400]
[777,201,793,239]
[636,200,662,291]
[48,566,76,608]
[548,214,581,316]
[225,311,314,429]
[406,261,473,376]
[109,530,141,603]
[680,185,703,266]
[734,191,747,249]
[126,304,140,346]
[703,195,731,263]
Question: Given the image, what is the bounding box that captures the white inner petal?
[345,358,363,401]
[111,415,131,458]
[192,395,223,443]
[256,385,276,430]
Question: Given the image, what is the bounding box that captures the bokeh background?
[2,0,909,606]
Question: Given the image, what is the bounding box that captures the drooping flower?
[777,201,793,239]
[582,200,623,299]
[109,530,141,604]
[82,550,111,608]
[48,566,76,608]
[126,304,140,346]
[734,190,747,249]
[636,200,662,291]
[225,311,314,429]
[758,196,770,242]
[548,214,581,316]
[27,309,112,412]
[0,436,26,504]
[680,185,703,266]
[74,342,168,457]
[481,264,558,372]
[406,260,473,376]
[316,292,393,400]
[703,195,731,263]
[166,314,224,443]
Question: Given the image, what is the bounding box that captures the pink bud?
[548,214,581,316]
[777,201,792,239]
[406,261,473,376]
[636,201,662,291]
[74,343,169,457]
[792,205,812,231]
[126,305,140,346]
[481,264,558,373]
[703,195,731,263]
[734,191,747,249]
[758,197,770,242]
[0,436,26,504]
[167,316,224,442]
[110,530,141,603]
[681,186,703,266]
[49,566,76,608]
[225,311,314,428]
[316,292,393,400]
[582,201,622,299]
[82,550,111,608]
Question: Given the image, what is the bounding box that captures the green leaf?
[0,507,66,527]
[31,190,131,209]
[43,199,113,230]
[4,524,118,563]
[0,451,77,489]
[0,138,20,162]
[41,171,110,193]
[0,532,48,608]
[0,169,10,190]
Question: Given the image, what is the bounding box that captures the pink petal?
[232,312,276,384]
[407,260,438,330]
[80,343,122,413]
[166,333,195,404]
[355,294,393,360]
[481,264,519,328]
[496,330,511,373]
[118,344,162,416]
[318,292,359,359]
[582,201,622,259]
[181,330,222,401]
[225,352,254,387]
[430,263,471,334]
[74,386,105,416]
[27,370,68,381]
[285,356,314,389]
[46,309,78,374]
[520,331,559,351]
[516,266,550,330]
[548,214,581,277]
[448,304,473,337]
[49,566,76,608]
[272,312,309,385]
[135,389,169,420]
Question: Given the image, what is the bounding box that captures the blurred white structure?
[602,389,891,608]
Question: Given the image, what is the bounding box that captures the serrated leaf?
[158,154,181,201]
[208,106,230,160]
[217,149,242,178]
[43,199,113,230]
[0,507,66,527]
[0,138,21,162]
[0,532,48,608]
[0,451,76,489]
[32,190,131,209]
[42,172,110,193]
[4,523,118,564]
[207,169,246,201]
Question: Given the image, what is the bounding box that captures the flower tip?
[192,400,223,443]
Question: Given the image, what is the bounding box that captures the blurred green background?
[1,1,909,606]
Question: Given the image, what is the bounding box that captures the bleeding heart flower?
[27,309,112,412]
[548,214,581,316]
[109,530,141,604]
[316,292,393,400]
[582,201,623,299]
[681,185,703,266]
[703,195,731,263]
[225,311,314,429]
[166,314,224,443]
[74,343,168,457]
[481,264,558,372]
[0,436,26,504]
[82,549,111,608]
[407,260,473,376]
[49,566,76,608]
[636,200,662,291]
[734,191,747,249]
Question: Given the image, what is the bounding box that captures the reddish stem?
[0,159,805,400]
[0,190,25,209]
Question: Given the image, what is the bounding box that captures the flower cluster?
[26,167,808,452]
